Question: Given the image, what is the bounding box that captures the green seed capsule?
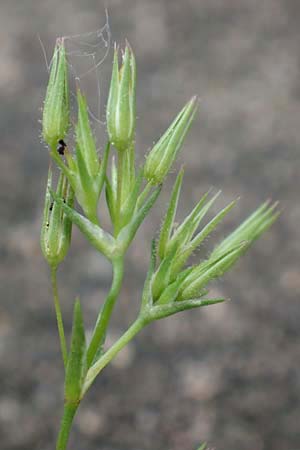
[41,168,74,268]
[106,43,136,152]
[42,38,70,150]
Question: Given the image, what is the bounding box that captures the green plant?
[40,38,278,450]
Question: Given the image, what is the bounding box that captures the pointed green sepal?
[211,201,279,260]
[158,169,184,260]
[171,199,237,274]
[65,299,86,403]
[144,96,198,185]
[166,190,219,256]
[76,89,100,178]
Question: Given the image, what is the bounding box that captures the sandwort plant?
[40,38,278,450]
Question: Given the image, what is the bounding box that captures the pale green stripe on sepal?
[106,46,119,143]
[76,89,100,178]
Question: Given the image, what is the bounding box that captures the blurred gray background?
[0,0,300,449]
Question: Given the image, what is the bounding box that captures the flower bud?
[144,96,198,185]
[106,43,136,152]
[42,38,70,149]
[41,168,74,267]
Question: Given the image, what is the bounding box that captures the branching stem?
[82,316,145,396]
[86,258,124,367]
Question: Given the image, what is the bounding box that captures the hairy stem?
[86,258,124,367]
[82,316,145,396]
[55,402,78,450]
[137,182,152,209]
[51,266,68,368]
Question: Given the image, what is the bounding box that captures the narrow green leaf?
[65,299,86,403]
[76,89,100,177]
[75,144,94,198]
[166,190,218,255]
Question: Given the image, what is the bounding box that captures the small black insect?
[57,139,67,155]
[49,202,54,211]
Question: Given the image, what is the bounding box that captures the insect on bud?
[106,42,136,152]
[144,96,198,185]
[42,38,70,150]
[41,168,74,268]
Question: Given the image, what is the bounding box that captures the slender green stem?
[115,150,125,234]
[56,401,79,450]
[51,266,68,369]
[137,182,152,209]
[82,316,145,396]
[86,258,124,367]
